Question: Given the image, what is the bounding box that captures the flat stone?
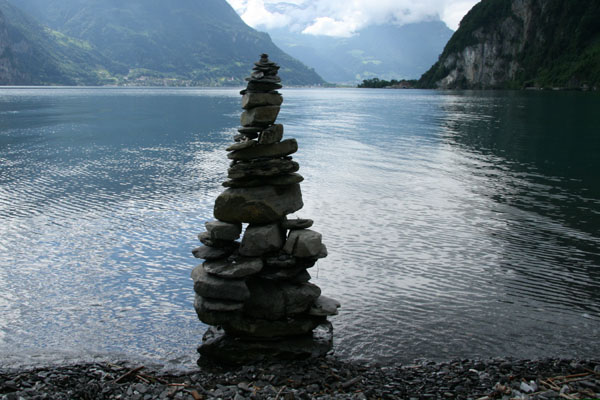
[238,126,262,135]
[224,313,323,338]
[195,295,244,312]
[203,257,263,279]
[245,82,283,93]
[282,218,314,230]
[240,106,280,127]
[198,322,333,365]
[309,295,341,316]
[192,245,233,260]
[198,232,240,250]
[228,139,297,161]
[259,124,284,144]
[244,279,321,320]
[191,265,249,301]
[214,184,303,224]
[205,221,242,241]
[226,140,257,152]
[242,93,283,110]
[223,173,304,188]
[283,229,323,258]
[239,223,284,257]
[260,266,306,281]
[264,254,318,269]
[228,158,299,180]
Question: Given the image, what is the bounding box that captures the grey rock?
[242,93,283,109]
[227,139,297,161]
[239,223,285,257]
[282,218,314,230]
[203,257,263,279]
[191,245,233,260]
[238,126,263,135]
[226,140,257,152]
[265,254,298,269]
[260,266,306,281]
[191,265,249,301]
[309,295,341,316]
[240,106,280,127]
[285,282,321,314]
[224,312,323,338]
[317,243,328,259]
[228,158,299,180]
[246,81,283,92]
[244,279,321,320]
[205,221,242,241]
[289,269,312,284]
[214,184,303,224]
[265,254,317,269]
[259,124,284,144]
[283,229,323,258]
[198,322,333,365]
[197,232,239,250]
[223,173,304,188]
[195,295,244,312]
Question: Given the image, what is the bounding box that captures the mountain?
[0,0,117,85]
[268,21,453,84]
[419,0,600,89]
[10,0,324,86]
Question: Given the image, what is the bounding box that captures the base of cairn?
[198,322,333,366]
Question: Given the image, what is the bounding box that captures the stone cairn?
[191,54,340,365]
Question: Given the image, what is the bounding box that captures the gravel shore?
[1,357,599,400]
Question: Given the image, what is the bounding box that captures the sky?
[225,0,481,37]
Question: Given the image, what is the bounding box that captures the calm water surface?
[0,87,599,369]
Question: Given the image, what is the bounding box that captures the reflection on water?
[0,88,598,369]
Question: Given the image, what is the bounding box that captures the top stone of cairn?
[243,54,282,93]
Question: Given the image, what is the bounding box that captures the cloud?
[226,0,480,36]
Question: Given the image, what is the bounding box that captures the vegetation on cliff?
[0,0,117,85]
[419,0,600,89]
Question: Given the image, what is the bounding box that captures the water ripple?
[1,88,599,368]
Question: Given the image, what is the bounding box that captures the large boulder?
[214,184,303,224]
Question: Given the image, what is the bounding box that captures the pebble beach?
[2,356,599,400]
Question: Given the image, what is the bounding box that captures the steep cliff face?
[420,0,600,89]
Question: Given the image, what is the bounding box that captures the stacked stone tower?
[191,54,340,364]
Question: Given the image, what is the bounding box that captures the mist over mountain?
[267,21,453,84]
[1,0,323,86]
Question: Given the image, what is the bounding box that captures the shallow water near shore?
[0,87,599,370]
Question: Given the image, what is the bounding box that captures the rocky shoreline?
[1,357,599,400]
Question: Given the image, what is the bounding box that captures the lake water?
[1,87,599,370]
